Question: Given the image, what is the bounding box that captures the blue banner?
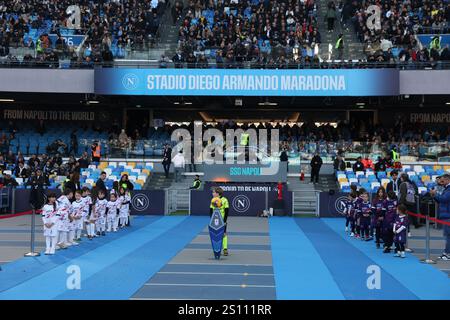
[95,68,400,96]
[48,34,85,48]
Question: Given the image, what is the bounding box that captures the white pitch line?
[157,271,274,276]
[130,298,214,301]
[183,248,271,252]
[168,262,273,267]
[144,283,275,288]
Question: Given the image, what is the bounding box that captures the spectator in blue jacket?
[430,174,450,261]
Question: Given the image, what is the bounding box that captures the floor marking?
[156,271,274,276]
[168,262,273,267]
[144,283,275,288]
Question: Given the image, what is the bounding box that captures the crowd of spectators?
[176,0,321,67]
[343,0,450,62]
[0,150,93,188]
[0,0,168,66]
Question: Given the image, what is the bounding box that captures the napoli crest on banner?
[208,209,225,259]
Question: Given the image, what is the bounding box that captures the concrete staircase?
[287,174,338,215]
[167,176,191,213]
[287,178,318,215]
[316,1,365,60]
[124,1,181,60]
[144,172,173,190]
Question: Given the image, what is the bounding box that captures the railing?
[1,58,450,70]
[60,139,450,163]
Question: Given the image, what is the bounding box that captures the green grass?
[168,211,190,216]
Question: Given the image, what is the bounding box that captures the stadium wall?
[0,69,449,95]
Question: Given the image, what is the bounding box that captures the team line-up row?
[41,186,131,255]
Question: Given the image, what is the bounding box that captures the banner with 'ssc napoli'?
[94,68,399,96]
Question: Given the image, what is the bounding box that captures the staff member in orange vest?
[91,141,101,163]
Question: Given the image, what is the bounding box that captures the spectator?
[118,129,130,148]
[398,173,420,228]
[2,171,18,187]
[78,152,90,169]
[95,171,108,194]
[374,156,387,177]
[118,174,134,191]
[353,156,365,172]
[430,174,450,261]
[172,150,186,182]
[14,162,29,179]
[310,152,323,184]
[69,130,78,156]
[333,154,346,175]
[162,143,172,178]
[64,172,81,192]
[326,2,337,32]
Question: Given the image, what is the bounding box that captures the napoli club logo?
[131,194,150,212]
[232,195,251,213]
[334,196,348,216]
[122,73,139,90]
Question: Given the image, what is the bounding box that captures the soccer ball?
[211,197,222,208]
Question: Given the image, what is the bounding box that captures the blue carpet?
[160,264,274,274]
[0,216,191,300]
[0,216,159,293]
[132,284,276,300]
[147,273,276,286]
[55,216,208,300]
[269,217,344,300]
[186,243,271,251]
[295,219,417,300]
[199,231,269,236]
[322,218,450,300]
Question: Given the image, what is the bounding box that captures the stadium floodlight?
[0,99,14,102]
[446,102,450,105]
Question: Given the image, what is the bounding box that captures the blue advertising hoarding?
[95,68,400,96]
[48,34,85,48]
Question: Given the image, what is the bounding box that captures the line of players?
[40,186,131,255]
[343,185,410,258]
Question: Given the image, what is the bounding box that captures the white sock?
[50,236,57,254]
[45,236,51,253]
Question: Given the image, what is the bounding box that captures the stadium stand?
[346,0,450,62]
[336,164,450,194]
[177,0,321,66]
[0,0,167,64]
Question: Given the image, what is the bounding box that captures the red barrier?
[0,210,41,220]
[406,211,450,227]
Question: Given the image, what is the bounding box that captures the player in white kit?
[106,192,120,232]
[94,190,108,236]
[70,190,84,242]
[118,187,131,228]
[56,188,73,249]
[42,193,58,255]
[81,187,94,239]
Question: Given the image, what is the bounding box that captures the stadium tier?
[337,165,450,193]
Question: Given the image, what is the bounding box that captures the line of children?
[42,187,130,255]
[344,186,410,258]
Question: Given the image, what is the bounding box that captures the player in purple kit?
[357,190,372,241]
[393,204,409,258]
[371,187,387,248]
[383,191,398,253]
[353,188,366,239]
[344,191,358,236]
